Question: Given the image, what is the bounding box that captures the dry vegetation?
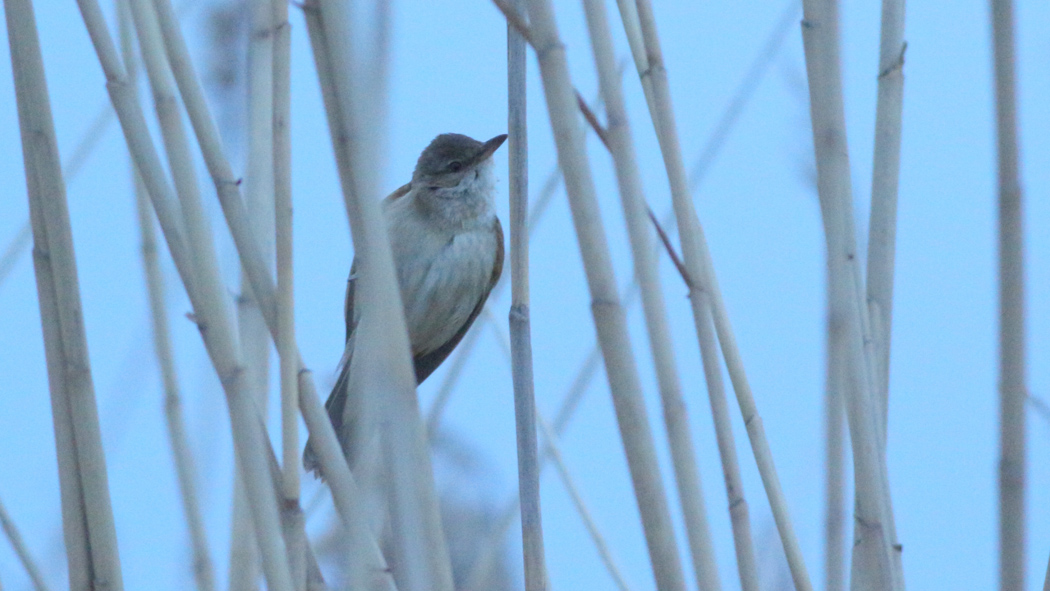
[0,0,1037,590]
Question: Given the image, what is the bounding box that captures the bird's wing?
[411,217,504,383]
[304,182,413,476]
[341,181,411,342]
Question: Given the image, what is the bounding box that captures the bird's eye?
[447,160,463,172]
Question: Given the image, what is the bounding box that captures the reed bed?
[11,1,1048,591]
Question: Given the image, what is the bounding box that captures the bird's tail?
[303,337,355,479]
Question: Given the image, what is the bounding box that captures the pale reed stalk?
[118,4,216,589]
[137,0,393,586]
[622,1,811,588]
[468,304,630,591]
[468,12,792,585]
[824,265,847,591]
[230,0,277,585]
[865,0,906,438]
[579,1,722,590]
[799,0,900,588]
[6,1,123,588]
[308,2,453,590]
[464,340,605,591]
[506,1,548,590]
[482,303,636,591]
[78,0,296,587]
[520,2,687,591]
[0,496,51,591]
[990,0,1026,589]
[273,0,302,587]
[0,0,205,295]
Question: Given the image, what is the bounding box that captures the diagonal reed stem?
[619,0,811,588]
[521,1,688,590]
[799,0,901,588]
[0,495,52,591]
[117,3,217,589]
[306,2,453,590]
[579,1,723,589]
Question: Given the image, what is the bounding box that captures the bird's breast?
[387,208,498,356]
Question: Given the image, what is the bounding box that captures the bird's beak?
[474,134,508,165]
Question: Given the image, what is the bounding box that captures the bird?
[304,132,507,477]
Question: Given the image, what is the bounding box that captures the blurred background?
[0,0,1048,590]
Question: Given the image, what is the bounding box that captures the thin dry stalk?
[135,0,391,585]
[307,2,454,590]
[0,496,51,591]
[824,274,847,591]
[273,0,295,506]
[865,0,906,436]
[0,104,112,293]
[799,0,900,588]
[463,332,611,591]
[506,1,548,590]
[134,169,218,591]
[622,1,810,588]
[468,16,790,583]
[990,0,1026,589]
[79,0,297,587]
[520,2,688,591]
[6,1,124,588]
[231,0,278,585]
[536,412,633,591]
[479,305,635,591]
[118,4,217,589]
[272,0,302,587]
[579,1,722,590]
[121,0,393,584]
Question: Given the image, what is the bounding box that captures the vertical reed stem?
[990,0,1026,588]
[799,0,901,587]
[865,0,906,437]
[231,0,277,585]
[272,0,303,587]
[824,262,847,591]
[507,1,548,590]
[6,1,124,588]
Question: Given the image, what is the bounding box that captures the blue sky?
[0,0,1048,590]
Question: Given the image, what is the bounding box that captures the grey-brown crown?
[413,133,508,182]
